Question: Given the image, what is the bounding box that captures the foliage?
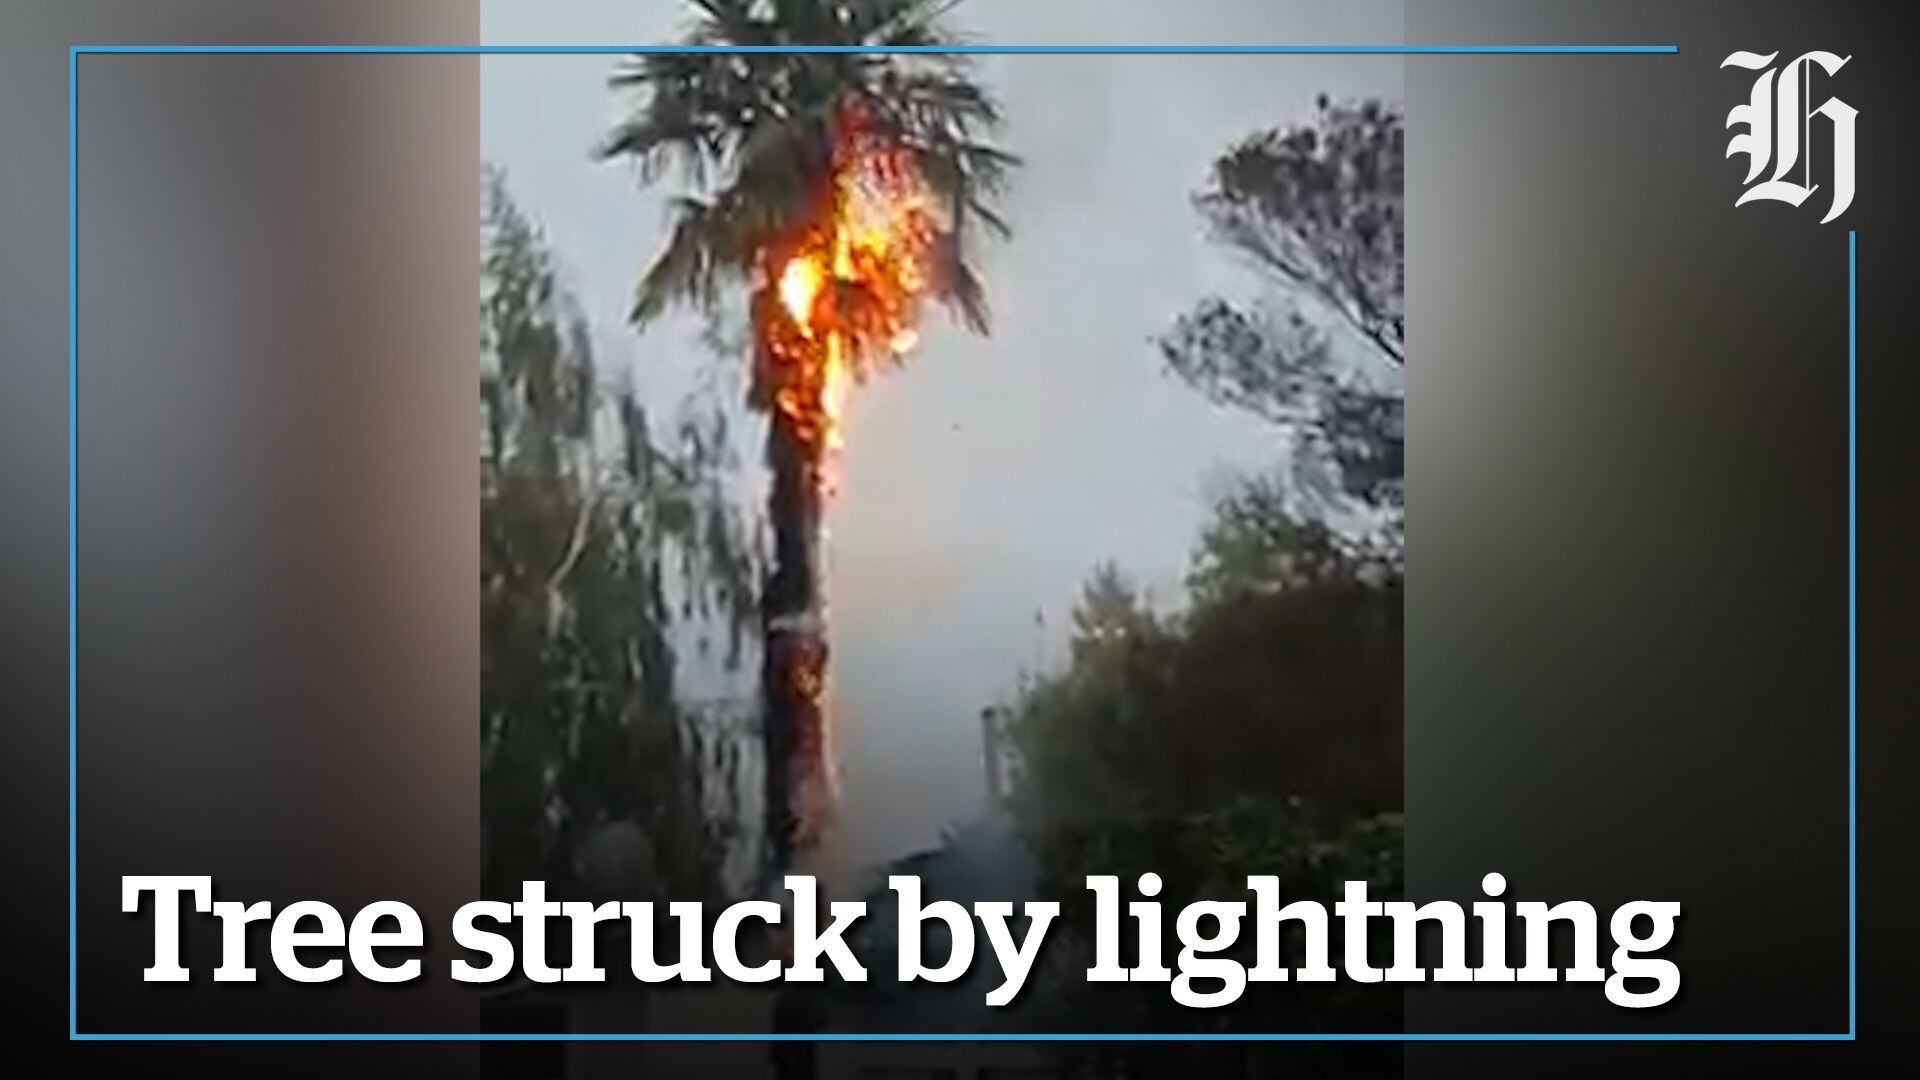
[1018,800,1403,1062]
[480,169,757,902]
[598,0,1016,336]
[1187,473,1398,608]
[1006,488,1403,1059]
[1012,531,1402,856]
[1162,97,1405,534]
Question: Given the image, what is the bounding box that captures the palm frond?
[604,0,1013,333]
[930,236,990,335]
[632,196,747,323]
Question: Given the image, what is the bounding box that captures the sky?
[480,0,1405,869]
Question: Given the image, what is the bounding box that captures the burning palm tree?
[601,0,1014,877]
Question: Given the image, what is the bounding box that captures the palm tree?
[600,0,1014,878]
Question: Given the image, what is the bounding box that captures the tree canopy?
[1161,97,1405,535]
[599,0,1016,334]
[1005,520,1403,1059]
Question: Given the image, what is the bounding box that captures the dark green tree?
[481,169,756,903]
[1005,429,1403,1068]
[1006,537,1403,1066]
[1162,98,1405,542]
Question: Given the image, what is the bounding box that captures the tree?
[1005,518,1403,1067]
[1162,98,1405,542]
[1000,411,1404,1063]
[599,0,1014,875]
[481,170,756,903]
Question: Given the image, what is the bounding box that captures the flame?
[778,255,828,329]
[765,121,937,480]
[761,109,938,862]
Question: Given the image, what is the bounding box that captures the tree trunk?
[761,399,825,878]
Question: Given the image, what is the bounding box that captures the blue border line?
[72,44,1678,55]
[1846,229,1856,1040]
[67,37,80,1044]
[70,42,1860,1045]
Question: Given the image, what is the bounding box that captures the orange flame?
[767,122,937,482]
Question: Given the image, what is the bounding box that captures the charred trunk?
[761,399,826,877]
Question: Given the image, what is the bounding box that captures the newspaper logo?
[1723,50,1856,223]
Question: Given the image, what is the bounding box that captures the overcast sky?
[480,0,1404,868]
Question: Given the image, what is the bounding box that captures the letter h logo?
[1722,50,1857,223]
